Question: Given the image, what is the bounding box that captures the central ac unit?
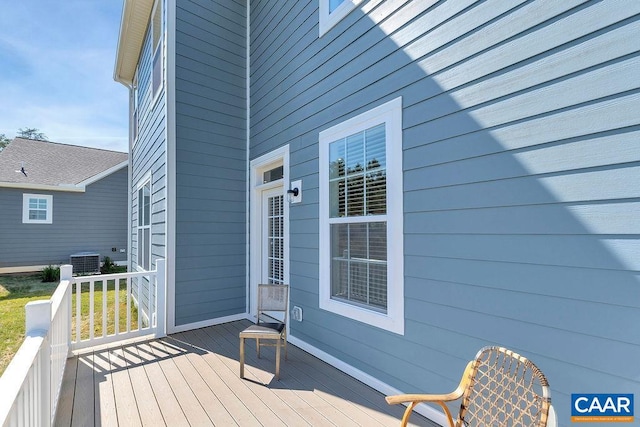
[70,252,100,275]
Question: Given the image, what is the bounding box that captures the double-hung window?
[319,97,404,334]
[319,0,364,37]
[137,179,151,270]
[22,194,53,224]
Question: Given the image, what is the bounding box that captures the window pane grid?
[137,181,151,270]
[28,198,48,221]
[329,124,386,219]
[268,195,285,285]
[330,222,387,312]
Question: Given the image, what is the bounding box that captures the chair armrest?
[385,391,462,405]
[385,361,475,427]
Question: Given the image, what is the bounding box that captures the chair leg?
[239,337,245,378]
[256,338,261,358]
[284,335,288,360]
[275,336,281,380]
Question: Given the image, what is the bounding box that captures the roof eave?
[76,160,128,188]
[113,0,154,86]
[0,182,86,193]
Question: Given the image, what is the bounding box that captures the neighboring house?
[114,1,639,425]
[0,138,128,273]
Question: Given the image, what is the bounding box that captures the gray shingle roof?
[0,138,128,187]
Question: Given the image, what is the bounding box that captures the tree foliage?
[17,128,48,141]
[0,134,10,151]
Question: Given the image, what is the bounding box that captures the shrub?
[101,257,126,274]
[41,265,60,282]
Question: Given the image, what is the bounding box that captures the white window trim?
[136,175,152,271]
[319,97,404,335]
[131,70,139,148]
[319,0,364,37]
[150,0,164,106]
[22,194,53,224]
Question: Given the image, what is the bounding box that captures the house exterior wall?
[173,0,247,325]
[248,1,640,425]
[130,1,167,274]
[0,168,128,269]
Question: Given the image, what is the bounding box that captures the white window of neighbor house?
[151,0,163,101]
[319,0,364,37]
[319,97,404,334]
[22,194,53,224]
[136,178,152,270]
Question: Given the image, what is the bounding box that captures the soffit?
[114,0,154,86]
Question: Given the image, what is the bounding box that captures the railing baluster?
[89,280,94,341]
[115,277,120,335]
[137,277,141,331]
[102,280,107,338]
[75,281,80,343]
[127,277,131,333]
[148,272,153,330]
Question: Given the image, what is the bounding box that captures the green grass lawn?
[0,274,56,375]
[0,273,138,376]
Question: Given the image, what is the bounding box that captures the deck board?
[54,320,437,427]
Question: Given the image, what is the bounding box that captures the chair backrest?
[457,346,551,427]
[257,284,289,324]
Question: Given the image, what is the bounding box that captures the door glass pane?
[267,194,285,284]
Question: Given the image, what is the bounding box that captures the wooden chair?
[386,346,557,427]
[239,284,288,380]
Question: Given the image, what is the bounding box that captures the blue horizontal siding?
[174,0,247,326]
[0,169,128,268]
[248,1,640,425]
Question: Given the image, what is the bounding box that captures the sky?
[0,1,129,153]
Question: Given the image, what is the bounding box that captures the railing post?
[155,259,167,338]
[60,264,73,281]
[25,300,52,427]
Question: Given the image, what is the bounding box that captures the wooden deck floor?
[54,320,437,427]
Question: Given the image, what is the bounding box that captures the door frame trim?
[248,146,290,318]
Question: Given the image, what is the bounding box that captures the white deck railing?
[0,259,166,427]
[71,260,166,351]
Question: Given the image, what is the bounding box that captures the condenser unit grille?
[70,252,100,275]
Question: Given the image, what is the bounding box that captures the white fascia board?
[76,160,128,188]
[0,182,85,193]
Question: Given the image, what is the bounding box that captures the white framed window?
[151,0,163,101]
[132,71,139,145]
[22,194,53,224]
[319,0,364,37]
[319,97,404,334]
[136,178,152,270]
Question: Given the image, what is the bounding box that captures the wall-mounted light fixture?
[288,180,302,203]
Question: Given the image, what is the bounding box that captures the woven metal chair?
[239,284,288,380]
[386,346,557,427]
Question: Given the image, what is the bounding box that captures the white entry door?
[249,147,290,320]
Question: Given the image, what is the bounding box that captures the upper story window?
[132,72,139,145]
[137,178,151,270]
[319,0,363,37]
[319,97,404,334]
[22,194,53,224]
[151,0,163,101]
